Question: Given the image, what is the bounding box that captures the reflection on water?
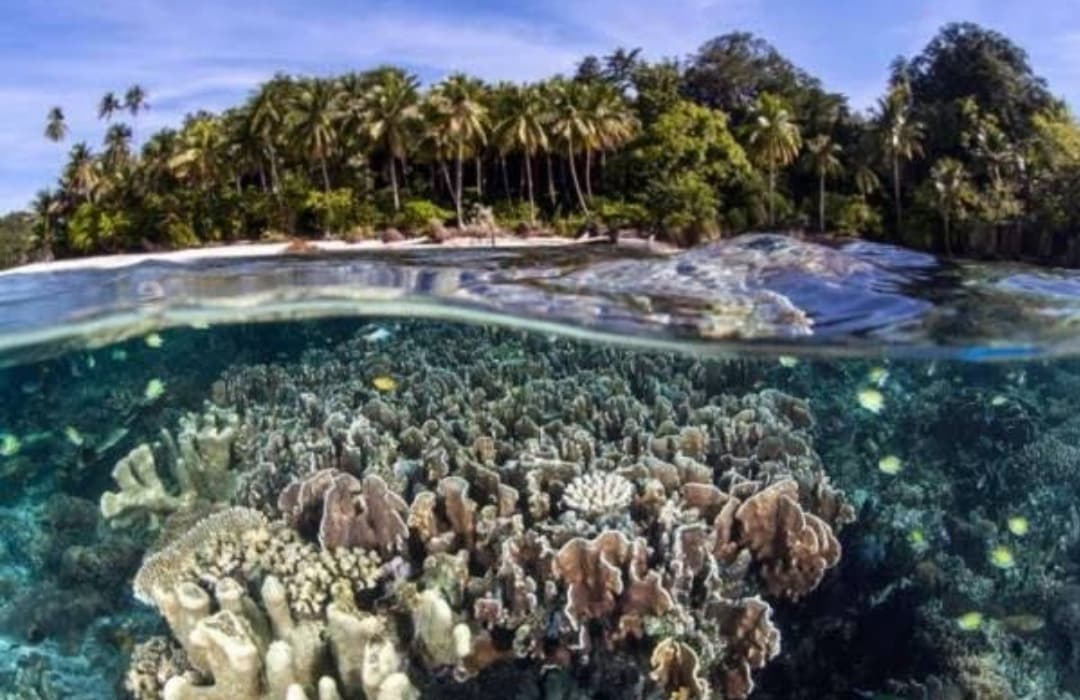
[5,234,1080,366]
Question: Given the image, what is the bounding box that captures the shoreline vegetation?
[4,22,1080,269]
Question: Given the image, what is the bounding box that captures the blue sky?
[2,0,1079,213]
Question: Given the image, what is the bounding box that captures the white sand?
[0,234,676,277]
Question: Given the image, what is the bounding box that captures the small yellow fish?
[144,333,164,348]
[64,426,84,447]
[111,348,128,361]
[908,529,926,547]
[990,395,1008,406]
[1007,516,1029,536]
[778,356,799,368]
[878,455,903,475]
[372,376,398,392]
[956,611,984,631]
[0,434,21,457]
[86,356,96,369]
[989,545,1016,569]
[857,388,885,414]
[144,379,166,401]
[868,366,889,387]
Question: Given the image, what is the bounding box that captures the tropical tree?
[929,158,974,255]
[62,143,102,203]
[248,76,290,195]
[98,92,123,122]
[429,74,488,227]
[287,80,342,193]
[876,81,924,230]
[362,69,420,212]
[581,82,638,199]
[548,79,593,214]
[169,116,226,190]
[45,107,68,143]
[804,134,843,232]
[748,92,802,226]
[124,85,149,142]
[495,84,550,224]
[103,123,134,172]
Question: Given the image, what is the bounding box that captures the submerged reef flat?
[5,320,1080,697]
[103,322,852,699]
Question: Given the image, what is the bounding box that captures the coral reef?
[122,323,853,699]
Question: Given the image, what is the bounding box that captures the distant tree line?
[10,22,1080,266]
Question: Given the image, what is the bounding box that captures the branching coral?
[100,407,239,528]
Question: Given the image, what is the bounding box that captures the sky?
[2,0,1079,213]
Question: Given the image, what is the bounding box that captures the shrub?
[829,195,883,235]
[593,198,649,230]
[644,173,719,245]
[395,199,453,234]
[304,188,359,235]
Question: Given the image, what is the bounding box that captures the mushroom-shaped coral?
[562,472,634,518]
[278,469,408,555]
[553,530,674,630]
[650,638,709,699]
[733,479,841,600]
[706,596,781,700]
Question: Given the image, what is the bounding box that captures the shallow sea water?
[2,235,1080,699]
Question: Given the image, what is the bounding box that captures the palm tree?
[362,69,420,212]
[748,92,803,227]
[45,107,68,143]
[548,79,593,214]
[930,158,973,256]
[169,116,226,190]
[63,143,102,203]
[287,79,342,193]
[248,76,290,196]
[876,81,923,231]
[124,85,149,143]
[103,123,133,172]
[495,84,550,224]
[430,74,488,227]
[579,82,638,200]
[98,92,123,122]
[31,189,60,256]
[804,134,843,232]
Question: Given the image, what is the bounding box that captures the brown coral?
[278,470,408,555]
[734,479,841,600]
[553,531,674,629]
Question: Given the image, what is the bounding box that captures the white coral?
[562,472,634,518]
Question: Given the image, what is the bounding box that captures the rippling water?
[2,235,1080,699]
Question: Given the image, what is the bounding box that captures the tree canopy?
[10,22,1080,267]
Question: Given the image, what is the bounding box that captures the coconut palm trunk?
[455,143,465,228]
[389,159,400,212]
[500,157,511,201]
[546,154,557,206]
[567,137,589,215]
[818,170,826,233]
[524,151,536,225]
[585,150,594,201]
[892,155,902,230]
[768,164,776,227]
[475,157,482,198]
[320,157,331,194]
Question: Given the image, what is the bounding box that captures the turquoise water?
[2,236,1080,699]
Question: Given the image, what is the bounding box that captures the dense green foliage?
[13,21,1080,264]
